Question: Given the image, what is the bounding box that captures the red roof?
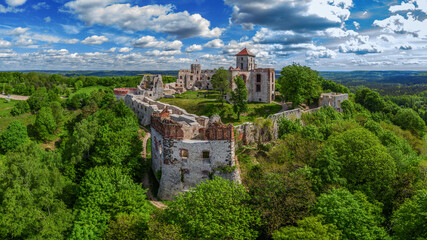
[236,48,255,57]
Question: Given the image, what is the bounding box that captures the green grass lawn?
[159,90,281,125]
[68,86,110,98]
[0,99,36,131]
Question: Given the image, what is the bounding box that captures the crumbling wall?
[150,112,240,201]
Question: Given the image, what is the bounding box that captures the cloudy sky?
[0,0,426,71]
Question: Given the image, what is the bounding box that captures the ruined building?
[151,110,240,200]
[123,81,241,200]
[176,48,275,103]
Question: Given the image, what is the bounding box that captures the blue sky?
[0,0,426,71]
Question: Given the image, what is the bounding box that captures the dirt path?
[139,128,168,209]
[0,94,29,101]
[274,101,288,113]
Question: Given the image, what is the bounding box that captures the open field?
[159,90,281,125]
[68,86,110,98]
[0,99,35,131]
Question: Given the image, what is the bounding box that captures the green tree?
[355,88,385,112]
[278,64,321,108]
[391,190,427,240]
[272,216,342,240]
[50,101,65,125]
[313,188,389,240]
[164,177,261,240]
[27,87,50,112]
[74,80,83,91]
[104,213,147,240]
[394,108,426,137]
[0,120,27,154]
[211,67,230,105]
[69,166,153,240]
[146,215,184,240]
[10,100,30,116]
[0,143,74,239]
[34,107,57,141]
[250,172,316,237]
[328,128,397,202]
[231,76,248,120]
[62,118,99,181]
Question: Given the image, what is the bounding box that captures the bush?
[10,101,30,116]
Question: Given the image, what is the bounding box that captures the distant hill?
[18,70,427,85]
[18,70,180,77]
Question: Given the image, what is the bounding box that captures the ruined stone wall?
[319,93,349,112]
[136,75,164,100]
[150,115,240,200]
[124,94,209,126]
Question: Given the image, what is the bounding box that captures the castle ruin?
[176,48,275,103]
[118,48,348,200]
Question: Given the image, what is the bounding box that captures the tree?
[69,166,153,240]
[394,108,425,137]
[211,67,230,105]
[278,64,321,108]
[328,128,397,202]
[355,88,386,113]
[272,216,342,240]
[10,100,30,116]
[104,213,147,240]
[250,172,316,237]
[146,215,184,240]
[164,177,261,240]
[0,143,74,239]
[50,101,65,125]
[34,107,57,141]
[27,87,50,112]
[231,76,248,120]
[74,80,83,91]
[313,188,389,240]
[0,120,27,154]
[391,190,427,240]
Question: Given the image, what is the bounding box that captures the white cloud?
[44,17,51,22]
[118,47,133,53]
[145,49,181,56]
[0,40,11,48]
[8,27,29,36]
[15,37,35,46]
[107,47,116,52]
[325,28,358,38]
[307,48,336,59]
[81,35,109,45]
[5,0,26,7]
[225,0,353,32]
[353,21,360,30]
[253,28,312,45]
[374,13,427,38]
[204,39,224,48]
[64,0,222,38]
[374,1,427,38]
[185,44,203,52]
[339,35,383,54]
[32,2,49,10]
[389,1,416,12]
[62,38,79,44]
[132,36,182,51]
[62,24,82,34]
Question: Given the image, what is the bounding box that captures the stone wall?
[150,112,240,200]
[136,75,164,100]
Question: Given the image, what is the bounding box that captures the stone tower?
[191,64,201,74]
[236,48,256,71]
